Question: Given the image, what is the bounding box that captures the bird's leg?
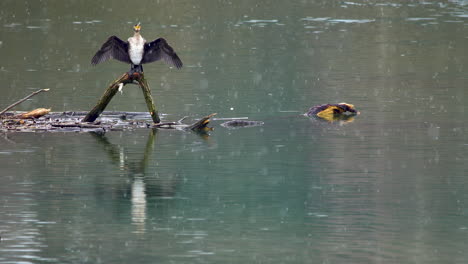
[128,64,144,77]
[127,65,135,76]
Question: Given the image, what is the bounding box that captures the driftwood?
[50,122,105,129]
[0,89,49,116]
[153,113,216,131]
[0,111,216,132]
[15,108,51,119]
[83,72,159,123]
[78,72,217,132]
[0,74,218,132]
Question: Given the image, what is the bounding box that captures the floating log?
[82,72,160,123]
[0,111,216,133]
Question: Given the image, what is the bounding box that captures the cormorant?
[91,23,183,73]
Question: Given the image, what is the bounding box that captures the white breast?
[128,35,146,65]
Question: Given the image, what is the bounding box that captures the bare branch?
[0,89,50,116]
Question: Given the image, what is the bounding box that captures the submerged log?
[220,119,264,129]
[82,72,160,123]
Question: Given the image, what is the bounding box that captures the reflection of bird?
[91,23,183,73]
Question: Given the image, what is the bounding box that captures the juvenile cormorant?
[91,23,183,73]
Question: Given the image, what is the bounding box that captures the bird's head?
[133,22,141,32]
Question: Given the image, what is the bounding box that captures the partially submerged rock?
[306,103,359,122]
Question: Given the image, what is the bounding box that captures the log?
[51,122,105,129]
[0,111,217,132]
[16,108,51,119]
[82,72,160,123]
[82,73,131,122]
[186,113,217,131]
[136,75,160,123]
[153,113,216,131]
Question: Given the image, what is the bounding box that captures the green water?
[1,0,468,263]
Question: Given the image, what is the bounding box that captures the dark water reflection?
[1,0,468,263]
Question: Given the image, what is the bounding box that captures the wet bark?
[82,72,160,123]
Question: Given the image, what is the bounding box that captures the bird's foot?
[127,65,144,79]
[127,70,142,79]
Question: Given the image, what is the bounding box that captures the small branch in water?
[152,113,217,131]
[186,113,217,131]
[177,116,188,123]
[0,89,50,116]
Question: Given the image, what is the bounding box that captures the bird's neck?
[133,31,142,39]
[129,32,145,45]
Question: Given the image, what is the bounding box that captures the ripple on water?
[244,19,279,23]
[4,23,22,28]
[406,17,437,21]
[375,3,402,7]
[328,19,375,24]
[308,212,329,218]
[0,149,36,154]
[72,20,102,24]
[234,19,282,27]
[301,17,375,24]
[175,231,208,237]
[187,250,215,255]
[343,1,364,6]
[26,26,45,29]
[301,17,331,22]
[186,218,207,221]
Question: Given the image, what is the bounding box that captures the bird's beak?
[134,23,141,31]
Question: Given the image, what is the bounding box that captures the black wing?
[91,36,131,65]
[141,38,183,69]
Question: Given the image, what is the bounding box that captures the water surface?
[1,0,468,263]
